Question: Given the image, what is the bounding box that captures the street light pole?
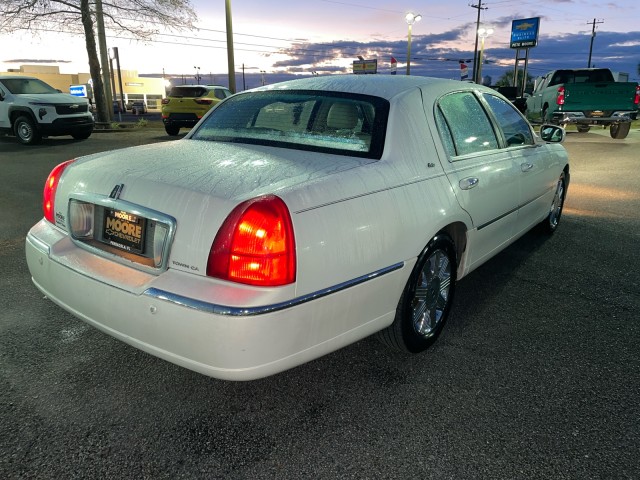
[476,26,493,85]
[405,12,422,76]
[108,47,124,122]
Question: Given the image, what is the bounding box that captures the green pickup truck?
[525,68,639,139]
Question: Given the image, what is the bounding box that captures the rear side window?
[191,90,389,159]
[213,88,231,100]
[482,94,534,147]
[435,91,499,157]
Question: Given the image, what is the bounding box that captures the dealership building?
[0,64,167,110]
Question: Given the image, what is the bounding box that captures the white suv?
[0,75,94,145]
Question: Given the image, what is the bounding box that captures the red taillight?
[43,159,75,224]
[161,98,169,105]
[207,195,296,287]
[194,98,213,105]
[634,84,639,105]
[556,86,565,106]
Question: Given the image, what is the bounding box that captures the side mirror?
[0,90,4,101]
[540,124,565,143]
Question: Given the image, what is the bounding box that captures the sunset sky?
[1,0,638,87]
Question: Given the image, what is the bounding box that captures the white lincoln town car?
[26,76,569,380]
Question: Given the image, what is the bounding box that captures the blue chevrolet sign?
[510,17,540,49]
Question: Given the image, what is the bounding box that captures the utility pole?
[587,18,604,68]
[225,0,237,93]
[470,1,487,83]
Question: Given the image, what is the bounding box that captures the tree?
[495,69,534,93]
[0,0,196,123]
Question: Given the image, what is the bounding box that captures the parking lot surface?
[1,126,639,479]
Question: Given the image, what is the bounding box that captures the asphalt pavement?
[1,126,638,479]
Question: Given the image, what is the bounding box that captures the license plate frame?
[102,208,147,254]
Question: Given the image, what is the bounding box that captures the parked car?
[130,100,147,115]
[0,75,94,145]
[161,84,231,135]
[25,76,568,380]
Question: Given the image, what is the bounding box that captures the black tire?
[539,171,567,234]
[71,130,92,140]
[165,125,180,136]
[576,125,590,133]
[377,234,457,353]
[610,122,630,140]
[14,115,42,145]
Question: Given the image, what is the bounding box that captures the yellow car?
[161,85,232,135]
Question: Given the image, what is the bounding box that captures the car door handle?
[459,177,479,190]
[521,163,534,172]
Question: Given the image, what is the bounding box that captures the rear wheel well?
[438,222,467,267]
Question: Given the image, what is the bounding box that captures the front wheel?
[576,125,590,133]
[14,115,42,145]
[610,122,630,140]
[539,171,567,234]
[377,234,457,353]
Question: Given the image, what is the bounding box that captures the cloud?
[4,58,71,63]
[266,28,640,81]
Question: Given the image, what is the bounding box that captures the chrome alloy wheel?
[549,174,565,229]
[411,248,452,338]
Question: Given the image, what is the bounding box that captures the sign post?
[510,17,540,97]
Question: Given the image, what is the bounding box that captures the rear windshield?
[169,86,208,98]
[190,90,389,159]
[0,78,58,95]
[549,69,614,85]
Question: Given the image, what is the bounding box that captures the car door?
[0,82,10,130]
[527,74,550,123]
[432,90,520,271]
[479,92,558,237]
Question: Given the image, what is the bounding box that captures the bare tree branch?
[0,0,197,123]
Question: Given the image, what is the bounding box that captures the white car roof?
[252,75,476,101]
